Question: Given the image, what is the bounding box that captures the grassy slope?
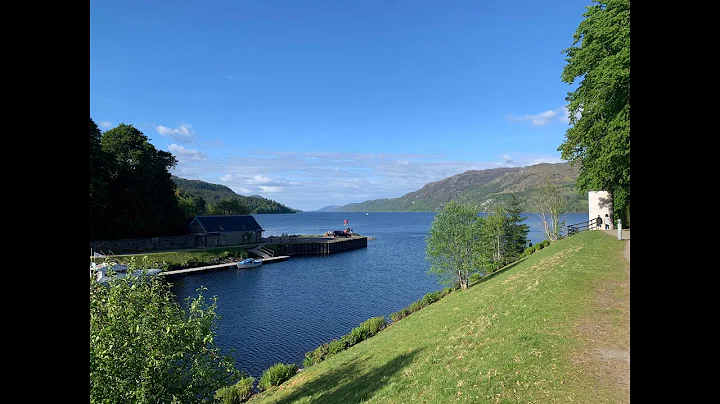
[249,230,629,403]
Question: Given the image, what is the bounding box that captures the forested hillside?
[172,176,302,214]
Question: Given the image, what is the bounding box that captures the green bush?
[259,363,297,390]
[408,301,424,313]
[390,308,409,323]
[359,316,386,336]
[420,291,441,305]
[214,376,255,404]
[327,338,347,355]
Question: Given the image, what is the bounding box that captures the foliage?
[91,122,187,240]
[207,197,251,216]
[214,376,255,404]
[176,189,208,222]
[559,0,630,225]
[258,363,297,390]
[530,181,567,242]
[172,176,302,214]
[90,118,113,240]
[90,275,240,403]
[426,201,490,289]
[481,195,531,270]
[303,316,387,368]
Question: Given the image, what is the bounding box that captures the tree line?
[90,118,267,241]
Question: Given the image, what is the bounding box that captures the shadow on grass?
[272,348,423,404]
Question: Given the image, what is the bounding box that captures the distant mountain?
[338,162,587,212]
[314,205,343,212]
[171,176,302,213]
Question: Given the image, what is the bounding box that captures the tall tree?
[90,118,111,240]
[531,181,567,242]
[426,201,489,290]
[481,195,530,271]
[559,0,630,225]
[207,197,250,216]
[100,124,185,239]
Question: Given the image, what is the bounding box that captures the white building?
[588,191,613,230]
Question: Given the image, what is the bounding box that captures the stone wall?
[90,234,198,254]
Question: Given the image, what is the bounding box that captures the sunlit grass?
[248,230,628,403]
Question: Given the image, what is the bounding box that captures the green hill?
[248,230,629,403]
[171,176,302,213]
[340,162,587,212]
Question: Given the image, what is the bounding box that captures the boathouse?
[186,215,264,247]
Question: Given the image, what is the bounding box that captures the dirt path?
[572,232,630,402]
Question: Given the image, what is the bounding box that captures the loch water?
[169,211,588,378]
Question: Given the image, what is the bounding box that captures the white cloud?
[157,123,197,143]
[246,175,271,185]
[507,107,571,127]
[259,186,283,193]
[99,121,113,128]
[219,174,232,182]
[167,144,207,161]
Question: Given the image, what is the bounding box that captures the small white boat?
[237,258,263,269]
[90,262,162,284]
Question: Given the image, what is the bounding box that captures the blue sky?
[90,0,588,211]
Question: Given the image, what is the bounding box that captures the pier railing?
[567,219,597,236]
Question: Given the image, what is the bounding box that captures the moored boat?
[236,258,263,269]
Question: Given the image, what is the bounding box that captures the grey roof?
[188,215,264,233]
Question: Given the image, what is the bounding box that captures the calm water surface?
[169,211,587,378]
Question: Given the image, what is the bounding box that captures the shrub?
[421,291,441,305]
[214,376,255,404]
[359,316,386,336]
[259,363,297,390]
[327,338,347,355]
[390,308,409,323]
[408,301,424,313]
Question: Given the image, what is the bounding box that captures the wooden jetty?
[161,255,289,278]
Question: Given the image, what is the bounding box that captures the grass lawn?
[248,230,629,403]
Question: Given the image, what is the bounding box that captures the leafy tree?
[481,195,530,270]
[559,0,630,226]
[426,201,489,290]
[99,124,186,239]
[177,189,207,222]
[503,194,530,262]
[530,181,567,242]
[90,118,112,240]
[482,205,507,270]
[90,273,241,403]
[207,197,250,216]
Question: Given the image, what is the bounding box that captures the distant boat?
[365,213,369,215]
[237,258,263,269]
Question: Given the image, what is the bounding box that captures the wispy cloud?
[168,144,207,161]
[507,107,572,127]
[169,150,562,211]
[99,121,113,128]
[157,123,198,143]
